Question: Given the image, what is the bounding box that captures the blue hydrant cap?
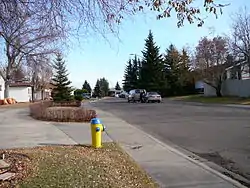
[91,118,101,124]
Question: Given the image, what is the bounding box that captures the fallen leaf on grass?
[0,143,158,188]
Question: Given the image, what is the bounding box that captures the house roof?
[9,82,32,87]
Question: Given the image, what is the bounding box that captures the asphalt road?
[92,98,250,183]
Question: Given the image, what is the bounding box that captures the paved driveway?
[92,98,250,181]
[0,108,76,149]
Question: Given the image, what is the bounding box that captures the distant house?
[108,88,122,97]
[225,61,250,80]
[0,74,55,101]
[0,76,5,100]
[0,74,32,102]
[204,61,250,97]
[34,83,55,100]
[9,82,32,102]
[195,80,204,93]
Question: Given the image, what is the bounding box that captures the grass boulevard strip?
[169,95,250,105]
[0,143,157,188]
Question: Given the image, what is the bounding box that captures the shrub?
[74,89,87,96]
[45,107,96,122]
[29,101,53,119]
[52,100,81,107]
[74,95,83,101]
[29,101,96,122]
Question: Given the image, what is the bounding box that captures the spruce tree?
[82,80,92,93]
[122,59,133,92]
[115,82,121,90]
[99,77,109,97]
[93,79,101,98]
[131,56,139,88]
[179,48,195,94]
[51,54,73,101]
[123,56,141,92]
[164,44,181,95]
[139,30,164,93]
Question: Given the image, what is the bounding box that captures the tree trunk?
[31,86,35,102]
[216,89,222,97]
[41,89,44,100]
[4,80,10,98]
[216,82,222,97]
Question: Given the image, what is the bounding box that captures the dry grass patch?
[0,143,158,188]
[0,102,31,109]
[170,95,250,105]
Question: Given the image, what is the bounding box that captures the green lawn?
[169,95,250,105]
[0,143,157,188]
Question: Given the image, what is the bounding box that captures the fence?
[204,79,250,97]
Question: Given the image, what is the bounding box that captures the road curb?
[93,108,248,188]
[123,123,248,188]
[141,131,249,188]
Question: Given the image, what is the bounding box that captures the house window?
[28,88,31,94]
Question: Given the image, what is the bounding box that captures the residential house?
[34,83,54,100]
[225,61,250,80]
[0,76,5,99]
[204,61,250,97]
[9,82,32,102]
[195,80,204,93]
[0,73,54,101]
[0,74,33,102]
[108,88,122,97]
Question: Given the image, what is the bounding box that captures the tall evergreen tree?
[163,44,181,96]
[51,54,73,101]
[123,59,133,92]
[115,82,121,90]
[99,77,109,97]
[122,57,140,92]
[179,48,195,94]
[82,80,92,93]
[131,55,139,88]
[139,30,164,93]
[93,79,101,98]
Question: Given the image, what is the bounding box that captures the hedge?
[29,101,96,122]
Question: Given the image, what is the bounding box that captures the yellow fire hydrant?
[90,118,105,148]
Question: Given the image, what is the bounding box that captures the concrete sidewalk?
[0,108,77,149]
[92,107,246,188]
[0,107,112,149]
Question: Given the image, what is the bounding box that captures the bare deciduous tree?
[0,0,229,37]
[27,55,53,101]
[195,36,230,97]
[10,66,26,82]
[0,4,60,98]
[229,6,250,74]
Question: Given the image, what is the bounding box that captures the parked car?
[82,93,91,99]
[127,89,146,102]
[144,92,162,103]
[115,91,121,98]
[119,91,128,98]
